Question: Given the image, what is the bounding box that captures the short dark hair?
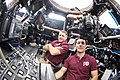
[75,36,88,44]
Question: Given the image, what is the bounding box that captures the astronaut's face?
[58,31,67,42]
[76,38,86,53]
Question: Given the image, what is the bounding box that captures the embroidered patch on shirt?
[83,61,89,66]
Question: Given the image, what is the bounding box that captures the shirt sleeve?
[90,56,98,71]
[63,57,71,68]
[50,40,57,45]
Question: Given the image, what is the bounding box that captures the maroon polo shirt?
[45,40,69,66]
[64,53,97,80]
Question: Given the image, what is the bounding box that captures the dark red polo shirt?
[64,53,97,80]
[45,40,69,66]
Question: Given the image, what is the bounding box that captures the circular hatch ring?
[47,0,94,14]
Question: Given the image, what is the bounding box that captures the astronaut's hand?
[43,44,49,51]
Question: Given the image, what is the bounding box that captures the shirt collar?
[74,53,87,59]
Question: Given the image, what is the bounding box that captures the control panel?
[0,46,40,80]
